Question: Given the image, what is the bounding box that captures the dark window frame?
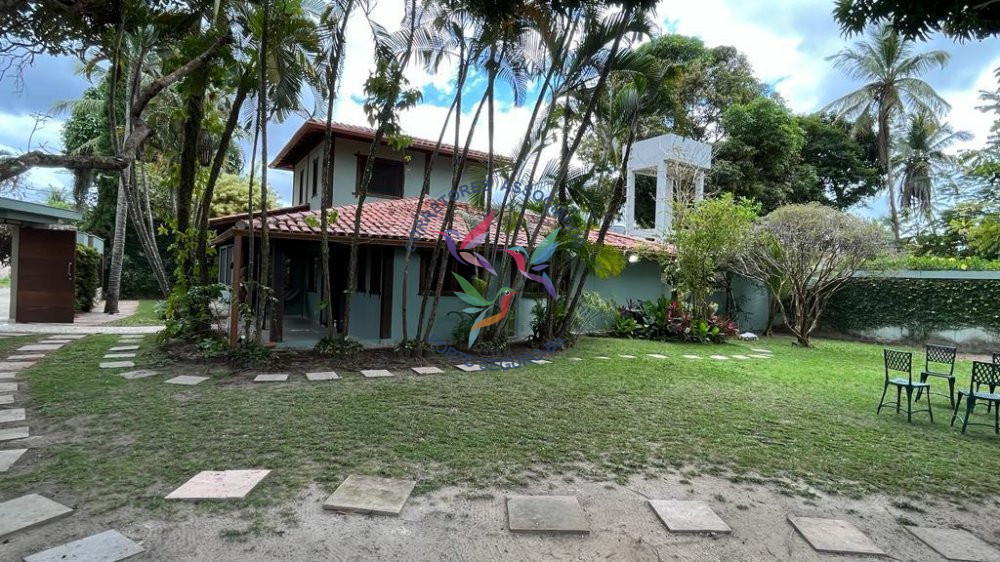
[419,250,478,294]
[311,156,319,199]
[355,154,405,198]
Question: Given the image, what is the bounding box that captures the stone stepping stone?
[110,345,140,352]
[648,500,731,534]
[905,526,1000,562]
[253,373,289,383]
[709,355,729,361]
[595,356,611,360]
[618,354,637,359]
[411,366,444,375]
[646,354,667,359]
[166,469,270,500]
[306,371,340,381]
[751,348,772,354]
[455,363,483,372]
[749,354,772,359]
[18,344,62,352]
[567,357,583,361]
[0,426,29,441]
[23,529,144,562]
[323,474,415,516]
[530,359,551,365]
[788,515,884,556]
[0,395,12,405]
[0,408,26,423]
[100,361,135,369]
[682,355,701,360]
[507,495,589,534]
[361,369,395,378]
[165,376,209,386]
[0,448,27,472]
[7,354,45,361]
[41,340,71,344]
[51,334,87,339]
[496,361,517,369]
[0,372,16,380]
[0,494,73,539]
[121,370,159,380]
[0,361,35,371]
[104,353,137,359]
[730,355,750,360]
[0,382,18,392]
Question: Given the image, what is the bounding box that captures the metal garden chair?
[914,344,957,408]
[951,361,1000,435]
[877,349,933,423]
[973,352,1000,413]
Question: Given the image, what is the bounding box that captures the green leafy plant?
[74,244,101,312]
[225,341,274,367]
[825,277,1000,335]
[314,336,364,361]
[610,312,639,338]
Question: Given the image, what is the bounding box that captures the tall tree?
[894,111,971,214]
[796,113,881,209]
[834,0,1000,40]
[825,24,950,242]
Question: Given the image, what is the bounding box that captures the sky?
[1,0,998,216]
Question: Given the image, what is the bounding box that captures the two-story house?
[209,119,673,348]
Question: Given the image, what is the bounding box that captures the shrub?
[162,283,225,340]
[74,244,101,312]
[615,296,738,343]
[225,340,274,367]
[315,336,363,361]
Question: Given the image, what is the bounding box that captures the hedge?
[824,277,1000,335]
[75,243,101,312]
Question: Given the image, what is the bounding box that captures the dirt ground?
[6,470,1000,561]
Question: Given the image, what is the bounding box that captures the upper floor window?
[311,157,319,199]
[356,155,404,197]
[297,169,305,204]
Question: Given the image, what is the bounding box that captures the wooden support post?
[228,234,243,348]
[270,244,285,342]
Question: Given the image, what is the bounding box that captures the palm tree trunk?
[104,178,128,314]
[343,0,418,337]
[878,105,901,242]
[196,72,251,286]
[256,0,273,342]
[319,0,355,339]
[402,92,459,345]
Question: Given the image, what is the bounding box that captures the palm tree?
[895,111,972,214]
[825,24,950,242]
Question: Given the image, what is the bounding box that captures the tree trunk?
[878,104,900,243]
[319,0,355,339]
[255,0,272,342]
[104,177,128,314]
[196,74,251,286]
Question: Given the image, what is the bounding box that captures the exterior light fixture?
[197,129,214,167]
[628,253,640,263]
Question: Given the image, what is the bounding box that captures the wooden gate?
[16,228,76,323]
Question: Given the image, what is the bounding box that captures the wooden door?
[16,228,76,323]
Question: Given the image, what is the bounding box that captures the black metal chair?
[973,352,1000,413]
[914,344,957,408]
[951,361,1000,435]
[877,349,933,423]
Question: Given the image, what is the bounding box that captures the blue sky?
[1,0,998,217]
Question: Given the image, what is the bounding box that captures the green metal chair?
[914,344,957,408]
[877,349,933,423]
[975,352,1000,413]
[953,361,1000,435]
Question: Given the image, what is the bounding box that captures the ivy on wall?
[75,244,101,312]
[824,278,1000,335]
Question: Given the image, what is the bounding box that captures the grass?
[107,300,163,326]
[5,335,1000,514]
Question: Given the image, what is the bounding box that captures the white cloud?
[939,58,1000,153]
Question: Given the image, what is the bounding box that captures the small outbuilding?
[0,197,82,323]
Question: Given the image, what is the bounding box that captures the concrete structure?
[623,133,712,240]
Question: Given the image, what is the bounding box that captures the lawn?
[108,300,163,326]
[5,334,999,514]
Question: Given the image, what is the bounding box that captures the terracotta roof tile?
[220,197,668,253]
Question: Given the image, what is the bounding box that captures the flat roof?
[0,197,82,225]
